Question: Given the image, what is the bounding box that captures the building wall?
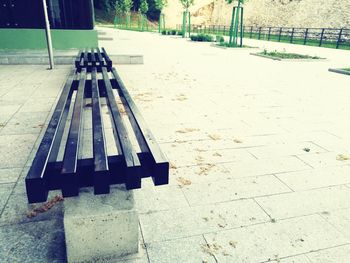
[0,29,98,50]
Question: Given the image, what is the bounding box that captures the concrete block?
[64,186,139,263]
[130,55,143,64]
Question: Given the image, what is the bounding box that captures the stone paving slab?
[0,134,38,169]
[297,151,350,168]
[320,208,350,239]
[255,185,350,220]
[0,167,22,184]
[307,244,350,263]
[146,235,215,263]
[276,166,350,191]
[182,174,291,206]
[0,190,64,227]
[203,214,349,263]
[0,219,66,263]
[139,199,269,243]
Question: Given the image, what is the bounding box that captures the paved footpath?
[1,28,350,262]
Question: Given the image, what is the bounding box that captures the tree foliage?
[139,0,149,14]
[155,0,167,11]
[179,0,194,10]
[95,0,161,20]
[225,0,246,4]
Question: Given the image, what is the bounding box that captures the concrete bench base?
[0,53,143,65]
[64,186,139,263]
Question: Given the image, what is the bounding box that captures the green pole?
[229,7,235,46]
[233,2,241,46]
[158,13,162,33]
[162,14,165,30]
[240,7,244,47]
[182,11,186,38]
[188,12,191,37]
[114,15,118,28]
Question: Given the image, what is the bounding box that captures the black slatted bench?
[25,51,169,203]
[75,47,112,72]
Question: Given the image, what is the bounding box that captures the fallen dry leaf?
[233,139,243,143]
[176,128,199,134]
[177,177,192,186]
[229,241,238,248]
[336,154,350,161]
[208,134,221,140]
[170,162,177,169]
[26,195,64,218]
[198,164,215,175]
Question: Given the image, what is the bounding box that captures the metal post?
[336,28,343,49]
[268,27,271,41]
[250,26,253,38]
[278,27,282,42]
[319,28,325,47]
[290,28,294,43]
[303,28,308,45]
[258,27,262,40]
[42,0,54,69]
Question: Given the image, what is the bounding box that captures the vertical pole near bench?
[42,0,54,69]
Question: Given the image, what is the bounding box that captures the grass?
[259,50,321,59]
[217,42,251,48]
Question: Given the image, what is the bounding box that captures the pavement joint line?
[294,155,315,169]
[306,140,331,152]
[138,221,151,263]
[202,234,219,263]
[272,174,295,192]
[317,209,350,240]
[253,198,273,220]
[304,243,350,263]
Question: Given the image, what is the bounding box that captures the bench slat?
[61,68,87,197]
[83,48,89,67]
[75,50,83,68]
[25,69,76,203]
[102,47,112,68]
[91,67,110,194]
[96,47,104,66]
[91,48,96,67]
[102,67,141,189]
[111,68,169,185]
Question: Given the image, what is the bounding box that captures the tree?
[155,0,167,32]
[179,0,194,37]
[118,0,133,28]
[226,0,247,46]
[139,0,148,30]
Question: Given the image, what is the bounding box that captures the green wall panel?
[0,29,98,49]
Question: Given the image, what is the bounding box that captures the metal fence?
[177,24,350,50]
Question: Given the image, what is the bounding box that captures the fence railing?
[176,24,350,50]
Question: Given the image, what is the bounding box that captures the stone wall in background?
[163,0,350,29]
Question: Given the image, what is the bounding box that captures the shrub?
[216,35,225,43]
[190,34,213,42]
[161,30,167,35]
[171,30,177,35]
